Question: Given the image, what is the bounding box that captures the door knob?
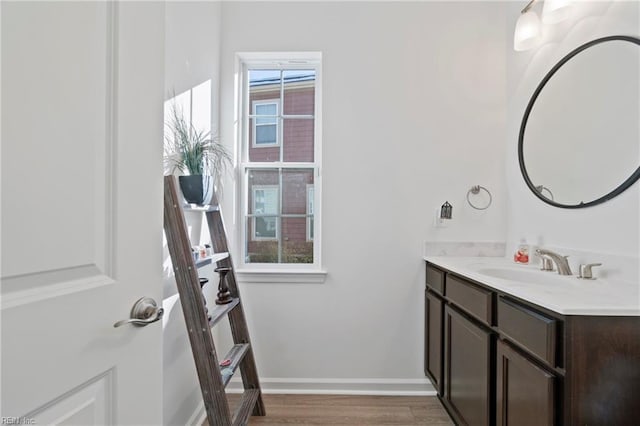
[114,297,164,328]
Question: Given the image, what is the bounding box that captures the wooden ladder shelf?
[163,176,265,426]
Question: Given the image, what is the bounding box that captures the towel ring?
[467,185,492,210]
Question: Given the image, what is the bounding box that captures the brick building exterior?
[246,72,315,263]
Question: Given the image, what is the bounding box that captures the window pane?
[245,224,279,263]
[256,103,277,117]
[282,169,314,215]
[249,70,281,142]
[256,115,277,125]
[248,169,279,215]
[308,186,314,241]
[282,217,313,263]
[243,60,319,267]
[254,188,278,214]
[256,124,277,145]
[249,117,280,161]
[247,169,279,256]
[283,70,315,116]
[283,118,314,162]
[245,168,316,264]
[252,100,280,150]
[249,69,281,100]
[255,216,277,239]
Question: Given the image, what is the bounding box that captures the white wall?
[505,0,640,281]
[162,2,223,425]
[218,1,508,393]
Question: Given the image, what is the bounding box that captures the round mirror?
[519,35,640,208]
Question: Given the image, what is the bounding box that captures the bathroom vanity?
[424,257,640,426]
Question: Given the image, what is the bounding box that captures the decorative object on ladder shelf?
[199,277,212,322]
[163,102,231,205]
[215,267,233,305]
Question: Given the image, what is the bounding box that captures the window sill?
[235,269,327,284]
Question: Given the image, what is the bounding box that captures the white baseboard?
[226,377,436,396]
[185,377,435,424]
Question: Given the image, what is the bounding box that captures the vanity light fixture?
[542,0,572,24]
[514,0,572,51]
[514,0,542,51]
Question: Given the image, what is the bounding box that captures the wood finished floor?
[204,394,453,425]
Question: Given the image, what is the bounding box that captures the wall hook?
[535,185,554,201]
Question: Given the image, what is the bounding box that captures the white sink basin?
[476,267,566,284]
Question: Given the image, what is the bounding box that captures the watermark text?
[1,417,35,425]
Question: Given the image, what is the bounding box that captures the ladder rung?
[209,297,240,327]
[182,204,219,212]
[195,252,230,269]
[232,389,260,426]
[220,343,250,387]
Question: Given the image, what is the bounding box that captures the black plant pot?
[178,175,214,205]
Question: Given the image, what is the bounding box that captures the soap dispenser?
[514,239,530,264]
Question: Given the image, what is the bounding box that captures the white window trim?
[251,99,280,148]
[235,52,324,282]
[306,184,314,242]
[235,269,327,284]
[251,185,279,241]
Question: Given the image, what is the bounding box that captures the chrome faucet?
[535,249,572,275]
[539,254,554,271]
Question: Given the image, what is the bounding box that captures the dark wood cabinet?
[563,315,640,425]
[496,339,555,426]
[446,274,493,325]
[444,305,493,426]
[426,265,445,295]
[497,297,558,367]
[424,261,640,426]
[425,289,444,395]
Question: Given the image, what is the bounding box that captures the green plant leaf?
[163,101,232,189]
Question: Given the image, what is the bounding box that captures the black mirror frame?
[518,35,640,209]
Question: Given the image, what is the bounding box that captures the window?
[238,53,322,275]
[252,185,278,240]
[307,185,314,241]
[252,100,279,147]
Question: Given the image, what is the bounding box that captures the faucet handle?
[540,255,554,271]
[578,263,602,280]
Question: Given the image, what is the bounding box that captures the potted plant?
[164,105,231,205]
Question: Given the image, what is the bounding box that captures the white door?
[1,2,165,425]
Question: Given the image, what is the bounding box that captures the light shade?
[514,10,542,51]
[542,0,572,24]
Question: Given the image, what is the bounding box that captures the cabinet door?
[496,339,555,426]
[425,290,443,395]
[444,305,493,426]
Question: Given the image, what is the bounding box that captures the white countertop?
[424,256,640,316]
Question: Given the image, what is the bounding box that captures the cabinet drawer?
[446,275,493,325]
[426,264,445,295]
[498,297,558,367]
